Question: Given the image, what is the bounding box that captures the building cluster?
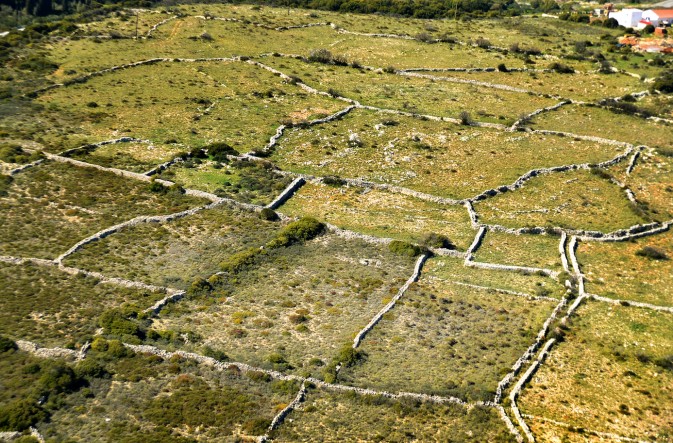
[607,7,673,30]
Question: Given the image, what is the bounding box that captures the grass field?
[2,3,672,440]
[39,346,299,441]
[475,168,648,232]
[64,203,284,290]
[0,261,165,348]
[65,141,185,173]
[153,234,415,378]
[158,159,294,206]
[579,231,673,306]
[271,389,516,442]
[261,56,557,124]
[474,230,563,272]
[337,271,557,401]
[531,104,673,148]
[0,161,205,259]
[518,301,673,441]
[425,256,566,299]
[40,60,344,152]
[270,108,625,200]
[279,181,475,250]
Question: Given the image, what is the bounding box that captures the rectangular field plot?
[152,234,416,376]
[0,161,205,260]
[38,60,344,152]
[279,181,475,250]
[64,141,184,174]
[64,203,283,290]
[158,159,293,206]
[262,57,556,123]
[271,109,624,200]
[0,261,165,347]
[337,272,557,401]
[427,255,565,299]
[271,389,516,442]
[579,231,673,307]
[474,230,564,272]
[440,71,643,103]
[531,104,673,149]
[38,347,299,441]
[518,301,673,441]
[475,169,648,233]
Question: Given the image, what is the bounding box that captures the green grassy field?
[518,301,673,441]
[1,2,672,440]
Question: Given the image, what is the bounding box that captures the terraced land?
[1,4,672,442]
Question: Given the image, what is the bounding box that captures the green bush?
[203,142,239,162]
[0,174,12,197]
[0,399,47,431]
[419,233,455,250]
[389,240,423,257]
[266,217,325,249]
[652,70,673,94]
[220,247,262,274]
[260,207,280,221]
[636,246,669,261]
[187,277,213,296]
[549,62,575,74]
[0,335,17,353]
[98,309,143,338]
[75,359,108,379]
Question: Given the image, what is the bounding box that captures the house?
[608,8,643,28]
[642,9,673,26]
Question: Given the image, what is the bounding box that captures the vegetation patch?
[65,142,185,173]
[519,301,673,441]
[271,388,516,442]
[279,182,474,250]
[65,203,284,290]
[152,235,415,378]
[0,161,205,259]
[475,169,648,232]
[271,109,622,200]
[0,262,165,348]
[579,231,673,306]
[338,272,557,401]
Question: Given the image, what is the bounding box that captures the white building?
[642,9,673,26]
[608,8,643,28]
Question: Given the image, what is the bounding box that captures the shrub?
[0,335,17,353]
[259,207,279,221]
[383,66,397,74]
[220,247,261,274]
[0,174,12,197]
[75,359,108,379]
[652,70,673,94]
[203,346,228,361]
[322,175,346,187]
[636,246,669,260]
[459,111,473,125]
[475,37,491,48]
[188,277,213,295]
[99,309,143,337]
[654,355,673,371]
[415,32,433,43]
[419,233,455,249]
[0,399,47,431]
[497,63,508,72]
[266,217,325,249]
[389,240,423,257]
[549,62,575,74]
[203,142,238,162]
[308,48,333,64]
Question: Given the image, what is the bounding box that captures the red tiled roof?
[650,9,673,18]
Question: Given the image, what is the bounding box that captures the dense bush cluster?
[389,240,425,257]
